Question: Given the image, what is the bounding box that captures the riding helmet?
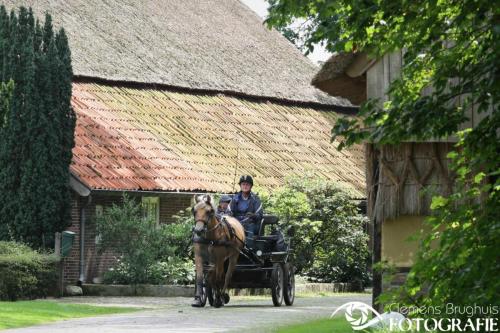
[219,194,232,203]
[238,175,253,186]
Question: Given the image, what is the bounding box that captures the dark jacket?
[215,206,231,221]
[229,192,263,224]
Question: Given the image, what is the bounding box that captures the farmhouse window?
[142,197,160,224]
[95,205,104,218]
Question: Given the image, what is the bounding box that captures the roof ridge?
[73,75,359,115]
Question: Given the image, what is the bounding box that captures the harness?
[192,215,259,264]
[193,216,244,247]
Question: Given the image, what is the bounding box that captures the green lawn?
[274,317,354,333]
[0,300,142,330]
[273,317,405,333]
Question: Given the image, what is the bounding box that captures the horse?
[192,195,245,308]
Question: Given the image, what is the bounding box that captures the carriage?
[199,214,295,307]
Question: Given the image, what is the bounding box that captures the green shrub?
[103,256,194,285]
[97,196,194,285]
[0,241,58,300]
[257,175,371,286]
[155,212,193,261]
[148,258,194,285]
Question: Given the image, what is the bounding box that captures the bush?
[257,175,371,285]
[148,258,194,285]
[96,196,194,285]
[155,211,193,261]
[0,241,58,300]
[103,256,194,285]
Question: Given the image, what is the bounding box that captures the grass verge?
[272,317,410,333]
[273,317,353,333]
[0,300,142,330]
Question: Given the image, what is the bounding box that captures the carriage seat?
[257,214,279,236]
[262,215,279,225]
[254,214,286,252]
[256,235,279,241]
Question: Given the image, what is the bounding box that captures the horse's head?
[192,194,215,235]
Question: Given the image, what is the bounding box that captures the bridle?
[193,207,221,236]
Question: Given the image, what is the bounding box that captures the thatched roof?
[311,52,375,105]
[312,53,357,85]
[71,82,366,198]
[2,0,350,107]
[312,52,375,85]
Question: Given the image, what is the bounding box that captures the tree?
[266,0,499,316]
[0,81,13,129]
[0,6,75,248]
[258,175,370,286]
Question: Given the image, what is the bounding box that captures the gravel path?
[4,294,371,333]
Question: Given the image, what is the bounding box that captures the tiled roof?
[71,83,366,198]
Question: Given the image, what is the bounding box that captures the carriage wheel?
[271,263,284,306]
[283,263,295,306]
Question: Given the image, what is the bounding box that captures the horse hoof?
[223,293,230,304]
[213,295,224,308]
[191,297,203,307]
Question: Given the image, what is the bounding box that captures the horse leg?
[213,255,225,308]
[221,252,238,304]
[192,243,204,307]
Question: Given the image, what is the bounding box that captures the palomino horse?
[192,195,245,307]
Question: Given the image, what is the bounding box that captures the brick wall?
[83,195,123,284]
[64,191,193,285]
[62,193,81,284]
[159,193,192,224]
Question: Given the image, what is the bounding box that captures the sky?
[240,0,332,65]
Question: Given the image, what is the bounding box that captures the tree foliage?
[258,175,370,285]
[266,0,499,312]
[0,6,75,248]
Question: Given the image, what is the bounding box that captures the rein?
[206,220,222,233]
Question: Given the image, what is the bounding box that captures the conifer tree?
[0,6,74,248]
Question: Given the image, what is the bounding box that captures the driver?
[230,175,263,244]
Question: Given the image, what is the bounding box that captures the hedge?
[0,241,59,301]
